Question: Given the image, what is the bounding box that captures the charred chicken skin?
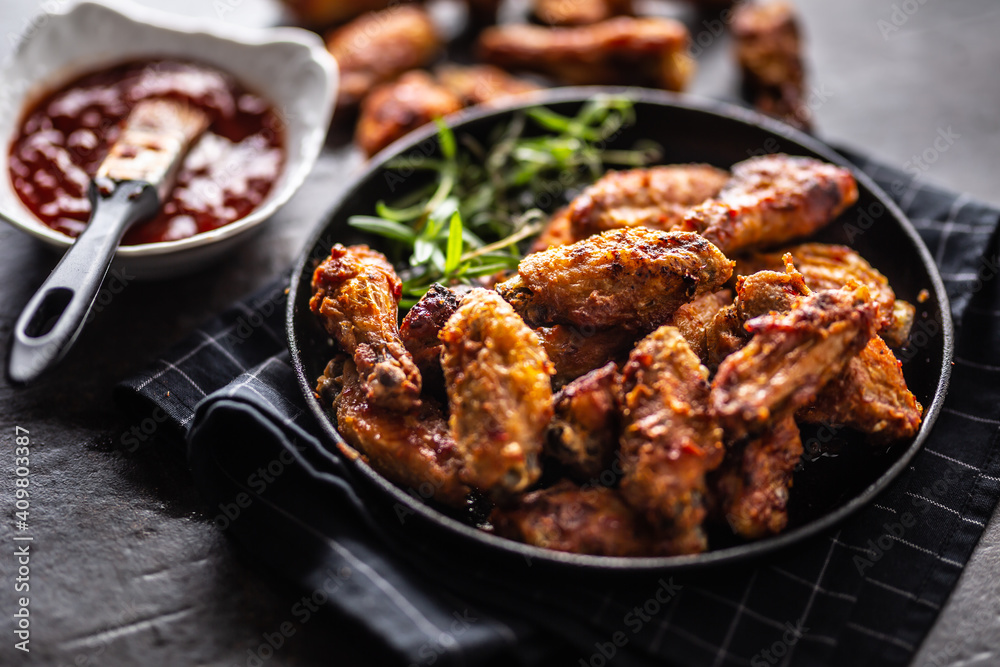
[310,244,422,411]
[711,416,803,539]
[619,325,724,554]
[546,362,622,480]
[491,481,659,557]
[355,71,463,157]
[677,154,858,255]
[478,17,695,91]
[440,289,554,496]
[710,283,879,439]
[496,228,734,331]
[326,6,441,109]
[333,359,470,507]
[736,243,912,347]
[399,283,462,389]
[566,164,731,240]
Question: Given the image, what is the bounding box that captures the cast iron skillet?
[287,88,953,573]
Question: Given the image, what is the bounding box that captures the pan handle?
[7,181,159,385]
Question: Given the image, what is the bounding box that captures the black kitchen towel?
[117,156,1000,667]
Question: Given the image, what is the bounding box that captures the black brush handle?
[7,181,159,385]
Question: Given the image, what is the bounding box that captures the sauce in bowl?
[9,60,285,245]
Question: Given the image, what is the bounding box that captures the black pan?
[286,88,953,573]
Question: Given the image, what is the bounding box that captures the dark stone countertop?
[0,1,997,665]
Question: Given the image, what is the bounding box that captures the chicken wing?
[546,362,621,480]
[732,1,811,130]
[664,289,732,362]
[333,359,470,507]
[567,164,730,240]
[355,71,463,157]
[491,481,657,557]
[710,284,879,439]
[677,154,858,255]
[799,335,923,443]
[496,228,734,331]
[535,324,635,387]
[440,288,554,495]
[620,325,724,553]
[736,243,910,347]
[478,17,695,91]
[399,283,463,390]
[532,0,633,26]
[326,6,441,109]
[710,416,802,539]
[311,244,422,411]
[435,64,542,107]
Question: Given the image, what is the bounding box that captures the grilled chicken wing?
[440,289,554,495]
[546,362,621,479]
[491,481,658,557]
[677,155,858,255]
[567,164,730,240]
[333,359,470,507]
[496,228,734,331]
[356,71,463,156]
[399,283,463,390]
[620,325,724,554]
[799,336,923,443]
[665,289,733,362]
[311,244,422,411]
[736,243,911,346]
[732,1,811,130]
[532,0,633,26]
[535,324,635,387]
[435,64,542,107]
[327,6,440,109]
[711,416,802,539]
[478,18,695,91]
[710,284,879,439]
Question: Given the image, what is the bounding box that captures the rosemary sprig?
[348,96,660,307]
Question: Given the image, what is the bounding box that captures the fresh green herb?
[348,95,660,306]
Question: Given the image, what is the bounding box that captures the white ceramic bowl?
[0,0,338,279]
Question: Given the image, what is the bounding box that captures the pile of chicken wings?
[310,153,923,557]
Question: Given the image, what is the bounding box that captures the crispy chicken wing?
[355,71,463,157]
[496,228,734,331]
[333,359,470,507]
[311,244,422,411]
[532,0,633,26]
[566,164,730,240]
[478,18,695,91]
[732,1,811,130]
[799,336,923,443]
[710,416,802,539]
[620,325,724,553]
[546,362,621,479]
[677,155,858,255]
[736,243,911,346]
[491,481,658,556]
[399,283,463,390]
[665,289,732,362]
[710,284,879,439]
[535,324,635,387]
[440,289,554,495]
[326,6,441,109]
[435,64,542,107]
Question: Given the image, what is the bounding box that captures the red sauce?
[9,60,285,245]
